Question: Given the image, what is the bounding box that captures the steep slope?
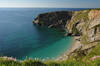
[33,11,72,29]
[65,9,100,59]
[33,9,100,59]
[66,10,100,43]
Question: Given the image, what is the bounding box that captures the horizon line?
[0,7,99,8]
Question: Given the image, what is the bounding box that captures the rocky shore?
[33,9,100,61]
[56,37,97,61]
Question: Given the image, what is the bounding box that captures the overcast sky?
[0,0,100,8]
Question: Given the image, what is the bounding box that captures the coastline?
[33,9,100,62]
[56,36,82,61]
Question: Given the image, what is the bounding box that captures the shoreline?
[56,36,82,61]
[0,37,81,62]
[1,36,96,62]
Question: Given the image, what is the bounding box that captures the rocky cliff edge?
[33,9,100,59]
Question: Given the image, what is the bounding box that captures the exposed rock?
[33,9,100,44]
[66,10,100,58]
[33,11,72,29]
[66,10,90,36]
[88,10,100,20]
[66,40,98,59]
[33,9,100,60]
[65,10,100,43]
[89,18,100,29]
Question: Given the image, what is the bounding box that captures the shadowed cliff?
[33,11,72,29]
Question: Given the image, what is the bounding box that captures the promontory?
[33,9,100,60]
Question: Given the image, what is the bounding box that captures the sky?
[0,0,100,8]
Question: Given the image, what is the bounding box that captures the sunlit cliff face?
[88,10,100,20]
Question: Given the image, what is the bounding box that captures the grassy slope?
[0,58,100,66]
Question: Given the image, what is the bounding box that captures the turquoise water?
[0,8,88,60]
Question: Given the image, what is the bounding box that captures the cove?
[0,8,74,60]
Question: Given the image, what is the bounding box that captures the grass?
[1,9,100,66]
[86,43,100,58]
[0,58,100,66]
[80,34,89,44]
[72,26,80,35]
[0,41,100,66]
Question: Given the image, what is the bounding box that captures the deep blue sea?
[0,8,89,60]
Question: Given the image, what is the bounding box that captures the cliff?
[66,10,100,43]
[33,11,72,29]
[33,9,100,60]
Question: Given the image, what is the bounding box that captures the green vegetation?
[85,43,100,58]
[92,8,100,10]
[0,58,100,66]
[73,11,89,22]
[80,34,89,44]
[1,9,100,66]
[2,37,100,66]
[72,26,80,35]
[69,10,90,35]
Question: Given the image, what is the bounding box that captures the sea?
[0,8,90,60]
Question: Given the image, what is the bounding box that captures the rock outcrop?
[65,10,100,43]
[33,9,100,59]
[33,11,72,29]
[65,9,100,59]
[88,10,100,20]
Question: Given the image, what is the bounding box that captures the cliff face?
[33,9,100,44]
[66,10,100,43]
[65,10,100,59]
[88,10,100,20]
[66,10,90,35]
[33,9,100,59]
[33,11,72,28]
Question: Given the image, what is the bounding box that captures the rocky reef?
[33,9,100,60]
